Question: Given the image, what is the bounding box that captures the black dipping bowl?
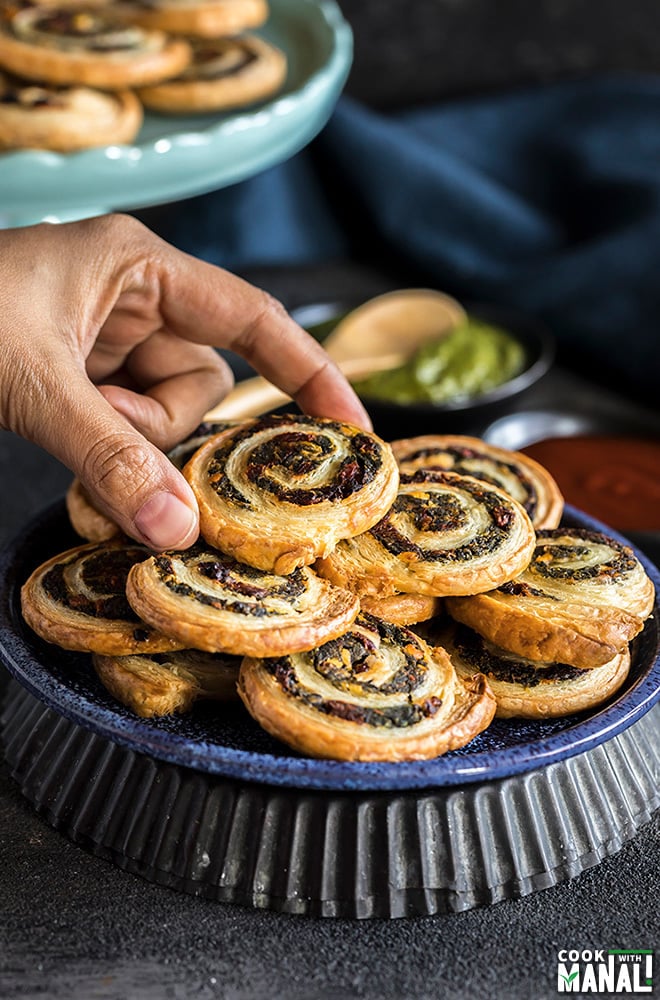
[293,301,555,440]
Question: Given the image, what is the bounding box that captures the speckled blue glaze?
[1,502,658,790]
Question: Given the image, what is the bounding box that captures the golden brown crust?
[0,7,191,88]
[184,414,400,574]
[93,648,240,717]
[126,544,360,656]
[0,73,142,149]
[137,33,286,113]
[316,470,536,599]
[114,0,268,38]
[360,592,442,626]
[238,613,496,761]
[65,478,121,541]
[21,541,184,654]
[391,434,564,529]
[446,528,655,668]
[446,592,630,668]
[442,621,630,718]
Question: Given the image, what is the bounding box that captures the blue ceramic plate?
[0,0,352,227]
[1,502,658,790]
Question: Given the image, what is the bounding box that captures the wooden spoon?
[205,288,466,421]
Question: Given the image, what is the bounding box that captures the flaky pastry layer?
[360,592,442,626]
[138,34,286,112]
[0,6,191,87]
[93,647,240,717]
[446,528,655,668]
[391,433,564,529]
[126,544,360,656]
[184,414,400,574]
[442,621,631,718]
[316,469,536,598]
[114,0,268,38]
[238,612,496,761]
[0,74,142,149]
[21,540,183,654]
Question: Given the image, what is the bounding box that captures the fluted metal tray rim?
[44,822,659,916]
[3,680,658,918]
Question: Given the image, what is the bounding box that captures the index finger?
[155,245,373,430]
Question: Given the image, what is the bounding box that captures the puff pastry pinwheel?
[66,420,237,542]
[0,70,142,150]
[441,621,630,719]
[446,528,655,668]
[65,477,122,543]
[137,34,286,113]
[391,434,563,529]
[316,470,536,599]
[93,648,240,718]
[239,612,496,761]
[184,414,400,574]
[126,544,360,656]
[114,0,269,38]
[21,541,184,654]
[0,5,191,88]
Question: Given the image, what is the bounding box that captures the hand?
[0,214,371,549]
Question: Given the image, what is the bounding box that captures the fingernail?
[134,492,198,550]
[353,399,373,431]
[358,404,373,431]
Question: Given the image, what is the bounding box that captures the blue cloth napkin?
[159,77,660,402]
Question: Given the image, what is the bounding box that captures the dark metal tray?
[2,679,657,917]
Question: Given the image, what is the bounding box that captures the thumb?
[43,378,200,550]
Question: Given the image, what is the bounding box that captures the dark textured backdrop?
[339,0,660,108]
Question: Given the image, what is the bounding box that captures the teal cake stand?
[0,0,352,227]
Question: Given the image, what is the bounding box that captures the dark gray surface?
[0,777,657,1000]
[339,0,660,109]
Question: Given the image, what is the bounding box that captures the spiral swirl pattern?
[391,434,563,528]
[167,420,239,470]
[184,414,400,574]
[0,71,143,151]
[126,543,360,656]
[0,6,191,89]
[526,529,645,591]
[20,541,183,654]
[316,470,536,598]
[239,612,496,761]
[10,8,159,52]
[137,32,287,113]
[179,37,257,80]
[446,528,655,668]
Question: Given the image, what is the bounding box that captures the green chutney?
[352,318,525,405]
